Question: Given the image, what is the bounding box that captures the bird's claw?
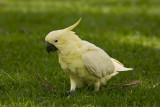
[67,90,75,95]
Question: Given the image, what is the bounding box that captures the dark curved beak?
[46,42,58,53]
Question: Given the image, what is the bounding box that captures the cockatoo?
[45,19,133,93]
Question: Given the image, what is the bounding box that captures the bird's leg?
[94,81,100,91]
[68,77,76,94]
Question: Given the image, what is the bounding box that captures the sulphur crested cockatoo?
[45,19,133,93]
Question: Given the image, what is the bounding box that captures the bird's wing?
[82,50,114,78]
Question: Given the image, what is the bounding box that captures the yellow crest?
[64,18,81,31]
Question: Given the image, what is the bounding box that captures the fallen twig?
[33,66,57,93]
[121,80,140,88]
[102,80,140,92]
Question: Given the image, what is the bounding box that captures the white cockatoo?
[45,19,133,93]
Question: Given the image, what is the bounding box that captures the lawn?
[0,0,160,106]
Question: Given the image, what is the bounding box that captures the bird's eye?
[54,39,58,43]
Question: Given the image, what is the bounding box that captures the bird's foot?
[67,90,75,95]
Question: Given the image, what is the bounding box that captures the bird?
[45,18,133,93]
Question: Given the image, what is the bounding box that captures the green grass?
[0,0,160,106]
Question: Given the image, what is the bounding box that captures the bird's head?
[45,18,82,53]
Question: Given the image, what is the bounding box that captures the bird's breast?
[58,53,83,72]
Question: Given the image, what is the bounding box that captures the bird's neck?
[58,42,83,56]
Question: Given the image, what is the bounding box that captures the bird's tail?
[111,58,133,72]
[101,58,133,84]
